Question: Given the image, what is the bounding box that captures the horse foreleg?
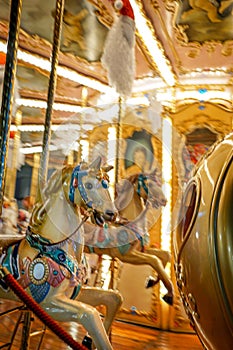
[77,286,123,334]
[117,249,174,304]
[43,296,113,350]
[143,247,171,268]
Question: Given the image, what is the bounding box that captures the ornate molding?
[87,0,113,28]
[0,19,107,82]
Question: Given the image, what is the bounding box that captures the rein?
[137,174,149,196]
[26,211,91,251]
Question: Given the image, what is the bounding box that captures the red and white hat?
[101,0,136,97]
[113,0,134,20]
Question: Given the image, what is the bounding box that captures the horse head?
[29,156,117,237]
[68,156,117,225]
[116,170,167,212]
[145,170,167,209]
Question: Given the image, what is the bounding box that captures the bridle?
[26,164,110,250]
[69,164,110,210]
[69,164,93,209]
[137,174,149,196]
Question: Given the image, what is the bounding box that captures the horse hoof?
[145,275,159,288]
[162,294,173,306]
[82,335,92,349]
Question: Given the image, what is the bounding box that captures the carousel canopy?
[0,0,232,154]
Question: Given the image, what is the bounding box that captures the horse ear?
[146,167,157,177]
[128,174,138,184]
[89,156,101,171]
[102,165,113,173]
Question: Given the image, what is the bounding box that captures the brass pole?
[6,110,22,199]
[111,96,123,291]
[0,0,22,214]
[39,0,65,188]
[30,153,40,206]
[77,86,88,163]
[114,96,123,195]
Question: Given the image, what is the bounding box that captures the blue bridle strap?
[69,165,93,208]
[137,174,149,196]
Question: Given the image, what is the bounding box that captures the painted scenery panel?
[0,0,108,62]
[176,0,233,42]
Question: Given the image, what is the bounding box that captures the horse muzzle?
[104,209,117,222]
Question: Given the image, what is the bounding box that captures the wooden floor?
[0,300,203,350]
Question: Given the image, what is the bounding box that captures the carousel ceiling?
[0,0,233,152]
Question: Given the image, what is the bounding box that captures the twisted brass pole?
[114,96,122,196]
[39,0,65,188]
[0,0,22,215]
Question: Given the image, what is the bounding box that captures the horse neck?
[32,189,84,256]
[119,189,145,221]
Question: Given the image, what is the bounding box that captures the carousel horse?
[0,196,30,237]
[0,197,26,250]
[84,171,174,305]
[0,157,122,350]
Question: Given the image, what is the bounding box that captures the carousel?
[0,1,232,349]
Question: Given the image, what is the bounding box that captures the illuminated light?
[130,1,176,87]
[0,42,114,94]
[127,95,150,106]
[132,77,167,93]
[97,92,119,106]
[20,145,57,154]
[100,254,112,290]
[160,117,172,298]
[10,124,81,132]
[157,89,232,102]
[80,139,89,162]
[16,98,86,113]
[198,88,207,94]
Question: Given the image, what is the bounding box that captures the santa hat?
[101,0,135,97]
[114,0,134,20]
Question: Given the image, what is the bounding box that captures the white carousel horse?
[84,171,174,305]
[0,197,27,251]
[0,197,30,237]
[0,157,122,350]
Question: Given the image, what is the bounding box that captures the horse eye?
[102,179,109,189]
[85,182,93,190]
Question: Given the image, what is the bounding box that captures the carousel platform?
[0,299,203,350]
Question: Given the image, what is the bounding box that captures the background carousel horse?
[84,170,174,306]
[0,157,122,350]
[0,197,26,250]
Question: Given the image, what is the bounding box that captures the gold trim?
[87,0,113,28]
[133,0,176,85]
[0,20,107,82]
[150,0,181,68]
[29,258,49,285]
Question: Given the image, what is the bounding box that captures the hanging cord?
[0,266,87,350]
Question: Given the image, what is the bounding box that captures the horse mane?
[29,166,73,233]
[44,166,73,199]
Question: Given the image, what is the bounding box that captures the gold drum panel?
[175,133,233,350]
